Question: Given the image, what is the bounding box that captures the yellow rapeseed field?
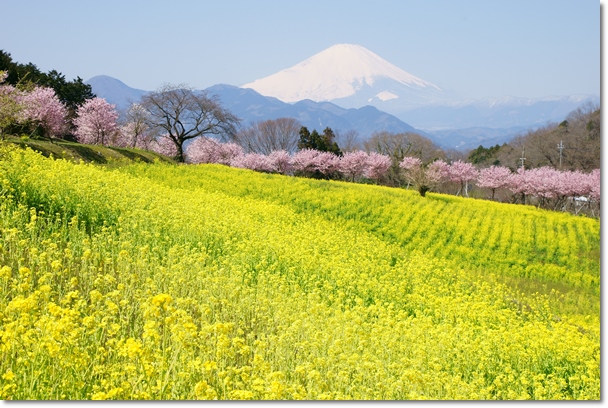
[0,146,600,400]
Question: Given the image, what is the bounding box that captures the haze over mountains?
[86,44,598,150]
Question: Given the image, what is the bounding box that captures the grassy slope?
[6,136,174,166]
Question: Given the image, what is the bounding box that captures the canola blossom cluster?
[0,146,599,400]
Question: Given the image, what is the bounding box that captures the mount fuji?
[242,44,452,112]
[86,43,598,150]
[241,44,598,148]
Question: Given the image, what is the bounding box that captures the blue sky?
[0,0,600,99]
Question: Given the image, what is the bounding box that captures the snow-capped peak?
[242,44,442,103]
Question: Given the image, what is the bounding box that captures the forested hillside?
[470,103,600,172]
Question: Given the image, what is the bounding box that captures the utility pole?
[557,140,564,168]
[519,147,527,205]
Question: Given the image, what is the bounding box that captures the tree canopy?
[141,84,240,162]
[235,118,301,155]
[0,50,94,117]
[494,103,600,172]
[297,126,342,155]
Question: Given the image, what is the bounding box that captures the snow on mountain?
[375,91,399,101]
[241,43,598,133]
[241,44,449,109]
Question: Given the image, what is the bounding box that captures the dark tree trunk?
[418,185,430,197]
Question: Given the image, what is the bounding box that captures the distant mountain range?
[85,75,148,111]
[86,75,419,144]
[398,94,599,130]
[86,43,598,151]
[241,43,598,128]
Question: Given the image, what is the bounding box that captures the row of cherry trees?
[0,72,69,138]
[399,156,600,214]
[153,135,393,182]
[167,134,599,214]
[0,72,599,215]
[1,75,240,162]
[0,71,123,143]
[172,136,600,215]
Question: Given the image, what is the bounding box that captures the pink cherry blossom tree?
[399,156,443,197]
[557,170,592,213]
[268,150,292,175]
[116,122,155,150]
[20,86,68,139]
[427,160,449,183]
[399,157,423,192]
[339,150,369,182]
[230,153,274,172]
[291,149,319,175]
[186,137,243,165]
[122,103,152,148]
[506,167,532,204]
[150,134,179,158]
[217,142,244,165]
[427,159,449,178]
[0,71,23,138]
[186,136,222,164]
[587,169,600,202]
[527,167,560,207]
[73,97,119,145]
[291,149,340,179]
[506,167,566,207]
[318,151,341,178]
[587,169,600,216]
[477,165,513,200]
[561,170,591,198]
[365,152,392,182]
[445,160,479,197]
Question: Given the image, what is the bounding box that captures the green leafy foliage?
[468,144,503,166]
[0,50,94,119]
[298,126,342,155]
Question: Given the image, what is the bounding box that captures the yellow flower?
[89,290,103,303]
[203,361,217,372]
[124,338,143,359]
[2,370,15,381]
[0,265,11,278]
[151,293,173,309]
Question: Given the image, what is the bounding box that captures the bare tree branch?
[141,84,240,162]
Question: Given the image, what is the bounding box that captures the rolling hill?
[0,145,599,399]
